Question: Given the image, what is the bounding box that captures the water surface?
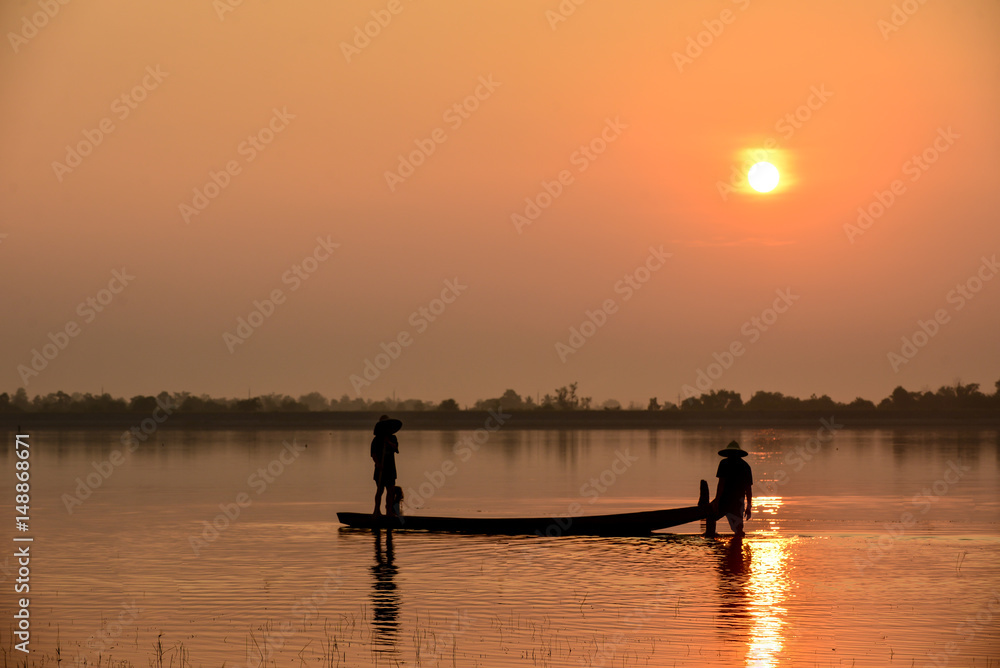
[2,426,998,666]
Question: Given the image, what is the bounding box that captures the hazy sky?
[2,0,998,406]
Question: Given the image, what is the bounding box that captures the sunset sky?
[2,0,998,406]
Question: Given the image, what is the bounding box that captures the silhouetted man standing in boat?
[713,441,753,538]
[372,415,402,517]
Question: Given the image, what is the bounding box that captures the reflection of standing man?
[712,441,753,538]
[371,529,400,654]
[372,415,402,516]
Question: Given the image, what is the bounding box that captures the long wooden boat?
[337,480,711,536]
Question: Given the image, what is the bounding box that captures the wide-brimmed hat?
[374,416,403,436]
[718,440,748,457]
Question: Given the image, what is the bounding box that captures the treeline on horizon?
[2,379,999,415]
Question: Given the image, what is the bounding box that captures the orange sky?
[2,0,998,405]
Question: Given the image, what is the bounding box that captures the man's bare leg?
[373,484,385,516]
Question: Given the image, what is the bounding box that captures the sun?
[748,162,780,193]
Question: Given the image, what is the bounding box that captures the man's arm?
[744,485,752,519]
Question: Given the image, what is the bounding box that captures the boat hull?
[337,480,711,536]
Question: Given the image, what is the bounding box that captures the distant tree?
[554,384,576,410]
[336,394,370,410]
[499,389,525,410]
[179,396,201,412]
[298,392,330,411]
[180,395,227,412]
[553,382,590,410]
[715,390,743,410]
[236,397,261,412]
[279,396,309,412]
[802,393,837,411]
[71,393,127,412]
[686,390,742,411]
[956,382,982,400]
[129,395,159,413]
[745,391,798,411]
[889,386,914,408]
[12,388,30,411]
[847,397,876,410]
[936,385,957,400]
[259,394,278,411]
[5,380,992,416]
[473,389,526,411]
[157,391,175,410]
[995,378,1000,397]
[34,391,73,412]
[680,396,701,410]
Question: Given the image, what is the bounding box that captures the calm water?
[2,426,999,667]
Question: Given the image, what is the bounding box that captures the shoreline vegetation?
[1,381,999,430]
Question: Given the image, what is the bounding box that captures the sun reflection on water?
[714,496,791,667]
[744,536,790,667]
[745,496,790,667]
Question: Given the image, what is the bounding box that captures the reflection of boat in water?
[338,481,711,536]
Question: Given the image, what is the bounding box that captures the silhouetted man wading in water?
[713,440,753,538]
